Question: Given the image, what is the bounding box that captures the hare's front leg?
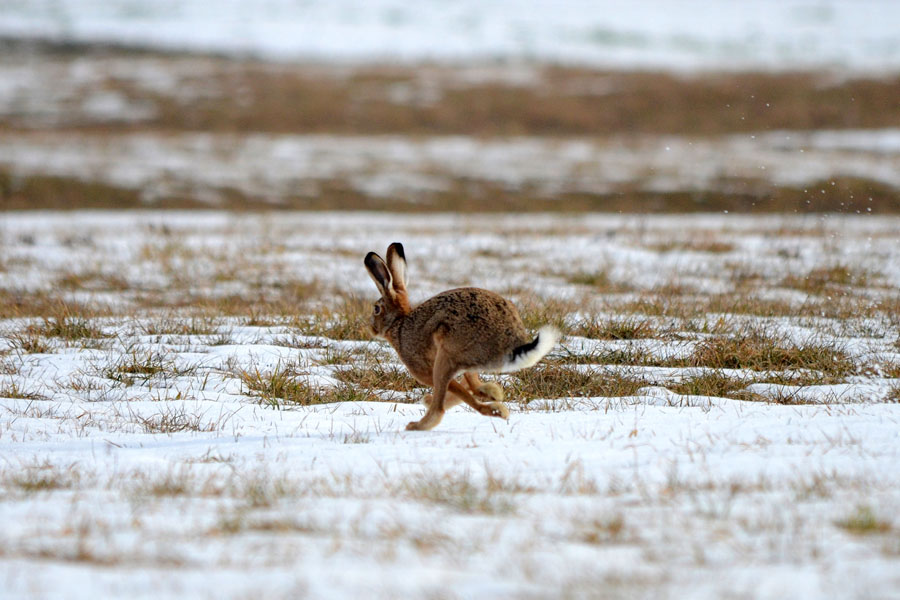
[406,349,452,431]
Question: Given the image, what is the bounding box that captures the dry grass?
[5,48,900,137]
[139,316,222,337]
[28,306,107,341]
[551,346,658,367]
[56,270,130,292]
[8,331,53,354]
[565,270,631,292]
[3,51,900,213]
[666,371,749,398]
[686,331,855,380]
[513,295,577,332]
[0,380,46,400]
[571,315,657,340]
[505,366,645,402]
[836,506,893,535]
[136,407,221,434]
[646,239,735,254]
[0,290,106,319]
[299,297,374,341]
[237,363,318,407]
[0,356,17,376]
[100,349,196,386]
[333,364,423,393]
[6,168,900,213]
[578,514,627,545]
[398,474,516,515]
[782,265,872,295]
[886,385,900,404]
[3,463,82,493]
[237,363,376,407]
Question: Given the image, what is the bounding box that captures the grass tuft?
[783,265,871,295]
[140,316,222,336]
[300,297,374,341]
[8,331,53,354]
[0,380,46,400]
[667,371,748,398]
[514,296,575,332]
[137,408,219,434]
[334,364,423,392]
[687,331,854,380]
[647,239,735,254]
[836,505,892,535]
[506,366,645,402]
[238,364,317,407]
[6,464,80,493]
[572,315,656,340]
[400,475,516,515]
[31,315,106,341]
[579,514,627,545]
[238,363,377,407]
[104,350,169,385]
[886,385,900,404]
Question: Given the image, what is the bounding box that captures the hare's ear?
[386,242,408,292]
[365,252,394,299]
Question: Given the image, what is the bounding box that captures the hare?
[364,242,559,431]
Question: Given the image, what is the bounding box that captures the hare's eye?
[373,304,382,315]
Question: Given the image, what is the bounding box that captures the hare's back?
[411,287,530,357]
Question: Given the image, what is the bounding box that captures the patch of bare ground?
[4,168,900,213]
[645,238,736,254]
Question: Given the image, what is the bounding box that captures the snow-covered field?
[2,3,900,596]
[2,0,900,72]
[2,212,899,599]
[2,130,900,205]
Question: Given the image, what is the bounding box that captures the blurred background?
[1,0,899,213]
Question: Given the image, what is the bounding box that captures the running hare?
[364,243,559,431]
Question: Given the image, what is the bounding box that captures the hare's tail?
[496,326,560,373]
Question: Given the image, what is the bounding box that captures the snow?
[1,211,899,598]
[2,1,900,72]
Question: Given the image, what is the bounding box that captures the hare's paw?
[406,419,427,431]
[477,382,505,403]
[487,402,509,420]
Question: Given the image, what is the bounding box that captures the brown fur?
[365,243,536,431]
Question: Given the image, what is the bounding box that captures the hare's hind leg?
[422,372,484,410]
[463,372,505,403]
[413,379,508,423]
[447,379,508,420]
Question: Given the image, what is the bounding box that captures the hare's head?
[364,242,411,338]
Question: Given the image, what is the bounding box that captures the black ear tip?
[389,242,405,259]
[364,251,382,266]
